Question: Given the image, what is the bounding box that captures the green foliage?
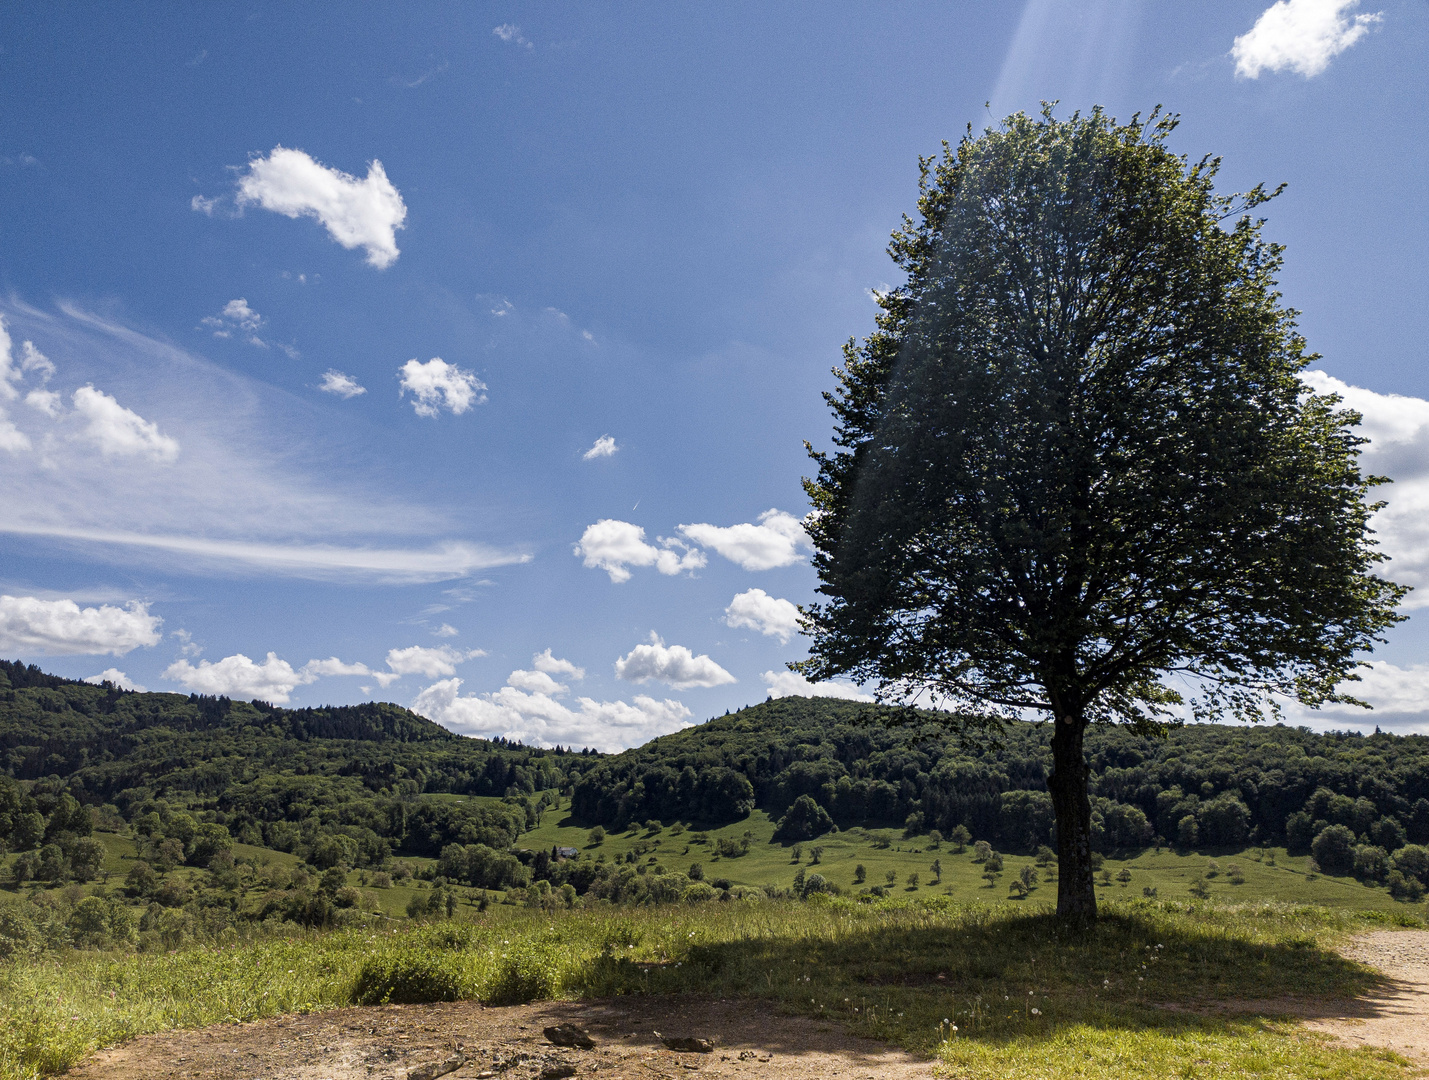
[796,107,1406,922]
[1312,825,1357,876]
[774,794,835,841]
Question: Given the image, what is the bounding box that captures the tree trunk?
[1048,714,1096,926]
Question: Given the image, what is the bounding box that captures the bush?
[774,795,834,842]
[687,862,704,881]
[1391,844,1429,886]
[853,864,866,884]
[352,952,468,1005]
[1387,869,1426,902]
[1312,824,1357,876]
[1352,844,1389,883]
[487,944,561,1005]
[682,882,718,903]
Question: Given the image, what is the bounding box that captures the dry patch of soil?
[1302,930,1429,1062]
[65,997,932,1080]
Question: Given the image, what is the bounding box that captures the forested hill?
[572,695,1429,854]
[0,659,592,865]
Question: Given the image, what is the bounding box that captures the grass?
[0,896,1422,1080]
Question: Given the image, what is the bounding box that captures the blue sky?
[1,1,1427,745]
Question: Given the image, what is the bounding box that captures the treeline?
[571,697,1429,858]
[0,661,585,864]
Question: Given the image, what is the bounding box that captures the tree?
[799,107,1406,925]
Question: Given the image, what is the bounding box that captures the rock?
[655,1031,715,1053]
[406,1050,466,1080]
[543,1023,596,1049]
[539,1067,577,1080]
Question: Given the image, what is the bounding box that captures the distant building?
[555,846,579,860]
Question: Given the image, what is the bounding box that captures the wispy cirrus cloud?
[0,300,527,582]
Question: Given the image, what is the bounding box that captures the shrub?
[488,944,561,1005]
[352,952,468,1005]
[1188,877,1212,899]
[853,864,866,884]
[687,862,704,881]
[1391,844,1429,886]
[1352,844,1389,883]
[682,882,718,903]
[984,851,1003,872]
[1226,864,1245,884]
[906,872,919,888]
[774,795,834,842]
[1311,824,1357,876]
[1387,869,1426,902]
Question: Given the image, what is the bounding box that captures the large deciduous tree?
[798,107,1407,924]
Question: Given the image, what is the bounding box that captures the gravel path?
[1305,930,1429,1062]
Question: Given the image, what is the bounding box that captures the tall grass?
[0,898,1419,1080]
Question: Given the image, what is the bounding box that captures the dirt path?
[66,997,933,1080]
[1303,930,1429,1062]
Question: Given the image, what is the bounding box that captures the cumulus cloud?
[412,675,690,752]
[583,435,618,460]
[72,386,180,462]
[318,370,366,398]
[432,623,459,637]
[234,146,407,269]
[0,594,162,655]
[532,648,584,679]
[163,651,309,703]
[0,412,30,453]
[615,633,736,690]
[762,669,874,702]
[299,656,372,678]
[83,668,146,692]
[724,588,802,644]
[574,520,706,583]
[1302,371,1429,607]
[384,644,484,678]
[506,668,570,695]
[398,358,487,417]
[1232,0,1381,78]
[678,509,811,571]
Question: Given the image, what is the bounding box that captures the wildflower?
[1031,1008,1041,1016]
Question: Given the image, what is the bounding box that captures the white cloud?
[0,410,29,453]
[25,389,60,416]
[0,523,524,583]
[762,669,874,702]
[72,386,180,462]
[615,633,736,690]
[398,358,486,417]
[583,435,618,460]
[384,644,484,678]
[433,623,459,637]
[506,668,570,695]
[1,316,54,401]
[1302,371,1429,607]
[532,648,584,679]
[201,298,265,340]
[299,656,372,678]
[725,588,802,644]
[235,147,407,269]
[318,369,367,398]
[190,195,218,216]
[678,509,811,571]
[0,594,162,656]
[1280,661,1429,733]
[83,668,146,692]
[573,519,707,583]
[412,675,690,752]
[0,301,529,583]
[163,651,308,703]
[493,24,534,49]
[1232,0,1381,78]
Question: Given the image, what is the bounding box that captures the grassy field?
[0,896,1421,1080]
[523,797,1427,914]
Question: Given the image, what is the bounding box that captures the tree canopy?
[798,107,1407,921]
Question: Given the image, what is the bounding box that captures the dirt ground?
[1302,930,1429,1062]
[64,930,1429,1079]
[65,996,933,1080]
